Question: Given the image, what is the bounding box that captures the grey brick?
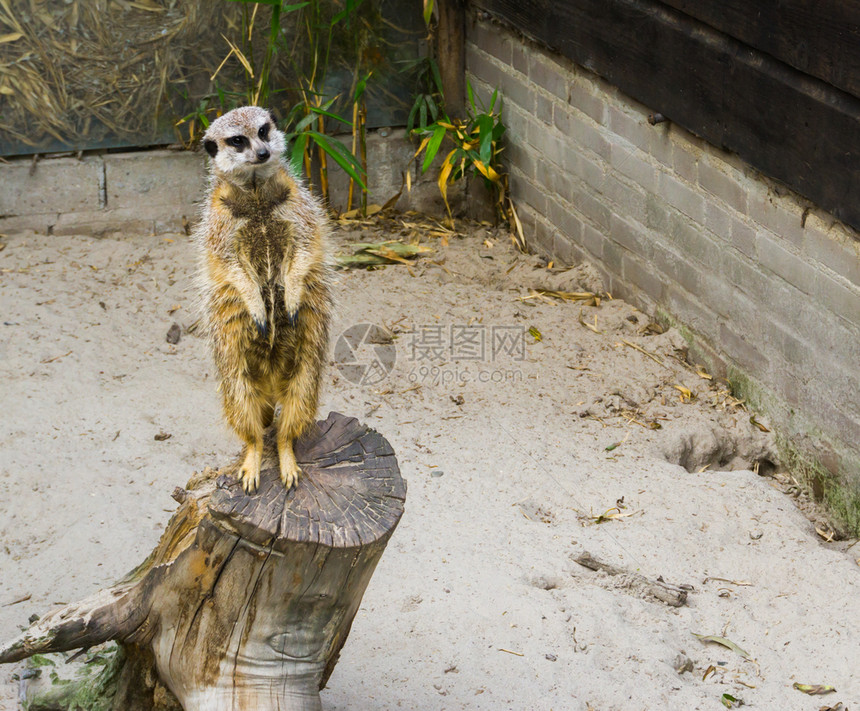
[105,150,204,211]
[547,196,584,244]
[52,210,158,237]
[664,283,719,337]
[510,169,547,214]
[720,249,766,300]
[503,103,534,144]
[602,175,647,225]
[649,125,673,168]
[602,238,625,277]
[511,37,529,75]
[756,231,817,294]
[536,160,573,198]
[671,142,698,183]
[749,192,805,248]
[610,213,650,259]
[571,183,610,231]
[659,173,705,224]
[760,317,815,371]
[670,214,721,268]
[704,202,732,242]
[505,141,538,182]
[610,143,657,194]
[553,108,610,160]
[564,150,605,193]
[465,44,499,85]
[529,53,567,100]
[622,252,664,302]
[518,202,538,238]
[804,223,860,287]
[719,323,769,374]
[527,127,568,170]
[651,242,703,296]
[552,230,586,266]
[698,160,748,214]
[535,92,553,125]
[730,218,757,259]
[466,23,511,65]
[607,105,651,152]
[568,79,606,124]
[645,194,672,235]
[814,273,860,327]
[581,223,605,261]
[0,155,102,217]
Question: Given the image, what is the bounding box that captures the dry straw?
[0,0,241,153]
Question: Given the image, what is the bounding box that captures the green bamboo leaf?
[422,124,447,174]
[429,57,444,98]
[476,114,494,166]
[693,634,751,660]
[423,0,435,26]
[289,131,309,174]
[308,106,353,126]
[308,131,367,190]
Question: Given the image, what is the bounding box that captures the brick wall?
[466,13,860,501]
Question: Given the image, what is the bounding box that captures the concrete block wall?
[0,150,206,237]
[0,130,448,238]
[466,13,860,498]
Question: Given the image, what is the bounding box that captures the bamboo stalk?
[317,112,329,202]
[358,97,367,216]
[346,99,359,212]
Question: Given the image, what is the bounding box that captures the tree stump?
[0,412,406,711]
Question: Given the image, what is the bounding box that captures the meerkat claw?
[280,463,302,490]
[240,467,260,493]
[239,445,262,493]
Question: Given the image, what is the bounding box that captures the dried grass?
[0,0,242,153]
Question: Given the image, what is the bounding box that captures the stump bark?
[0,412,406,711]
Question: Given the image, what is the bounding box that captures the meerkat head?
[202,106,287,184]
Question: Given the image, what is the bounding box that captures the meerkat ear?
[203,139,218,158]
[268,110,279,128]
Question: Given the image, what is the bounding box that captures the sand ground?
[0,215,858,710]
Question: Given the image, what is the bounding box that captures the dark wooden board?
[658,0,860,100]
[475,0,860,231]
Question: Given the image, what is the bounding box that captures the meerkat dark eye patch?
[258,123,270,140]
[203,139,218,157]
[227,135,248,150]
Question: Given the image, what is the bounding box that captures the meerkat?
[195,106,333,494]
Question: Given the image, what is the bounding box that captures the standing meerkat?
[196,106,333,494]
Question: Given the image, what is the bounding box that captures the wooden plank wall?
[474,0,860,232]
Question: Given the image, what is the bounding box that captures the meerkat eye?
[227,136,246,149]
[258,123,270,140]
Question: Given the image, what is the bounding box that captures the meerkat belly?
[236,218,304,383]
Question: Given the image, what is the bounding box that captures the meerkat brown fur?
[196,106,333,493]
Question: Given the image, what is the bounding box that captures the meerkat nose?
[256,148,270,162]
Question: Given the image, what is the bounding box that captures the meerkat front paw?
[284,286,303,327]
[239,443,263,493]
[278,443,302,490]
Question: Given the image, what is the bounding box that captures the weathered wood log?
[573,551,690,607]
[1,412,406,711]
